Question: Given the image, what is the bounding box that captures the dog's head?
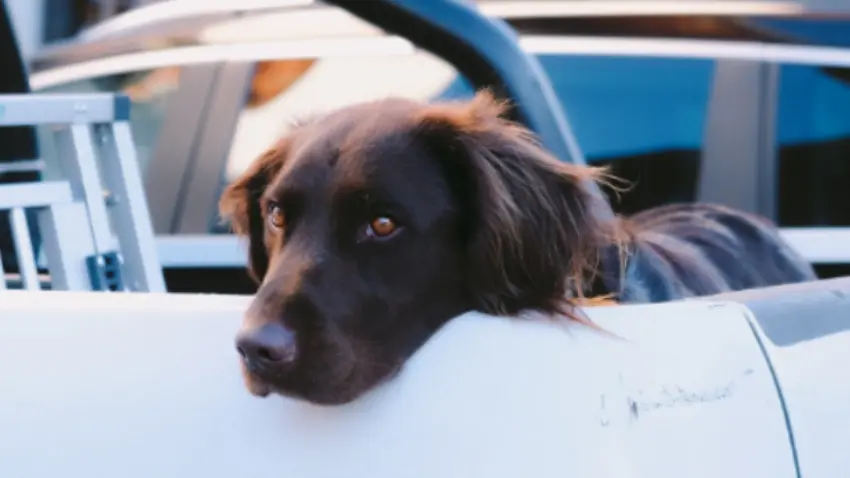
[220,91,610,405]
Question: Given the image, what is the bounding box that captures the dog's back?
[605,203,817,303]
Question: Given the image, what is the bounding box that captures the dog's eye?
[267,203,285,229]
[366,216,399,239]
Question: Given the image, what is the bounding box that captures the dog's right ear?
[219,142,288,282]
[413,91,614,317]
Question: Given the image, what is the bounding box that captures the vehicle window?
[776,63,850,226]
[538,55,714,215]
[217,52,713,232]
[35,67,182,183]
[414,55,714,215]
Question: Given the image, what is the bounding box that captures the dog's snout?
[236,323,299,371]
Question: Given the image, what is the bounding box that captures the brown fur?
[246,59,315,108]
[220,91,815,405]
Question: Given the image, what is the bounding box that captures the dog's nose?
[235,323,299,370]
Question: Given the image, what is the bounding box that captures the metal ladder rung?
[0,159,44,174]
[9,207,40,290]
[3,273,52,290]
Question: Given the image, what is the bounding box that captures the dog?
[219,91,816,405]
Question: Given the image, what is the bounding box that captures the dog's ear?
[219,142,288,282]
[415,91,614,316]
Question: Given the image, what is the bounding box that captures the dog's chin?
[240,368,354,405]
[240,370,389,406]
[238,353,405,405]
[242,370,273,398]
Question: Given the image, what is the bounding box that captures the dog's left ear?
[414,91,615,316]
[219,141,288,282]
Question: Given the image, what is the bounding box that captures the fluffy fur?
[220,91,816,405]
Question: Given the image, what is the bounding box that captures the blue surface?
[777,64,850,146]
[434,55,850,161]
[746,18,850,49]
[113,94,131,121]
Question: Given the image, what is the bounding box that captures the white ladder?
[0,92,165,292]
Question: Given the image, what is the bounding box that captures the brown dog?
[220,91,816,405]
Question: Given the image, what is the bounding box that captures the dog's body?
[220,92,816,405]
[595,202,816,303]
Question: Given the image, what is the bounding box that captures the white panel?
[0,181,73,209]
[153,228,850,269]
[0,293,794,478]
[155,234,246,268]
[0,94,119,126]
[779,228,850,264]
[747,312,850,478]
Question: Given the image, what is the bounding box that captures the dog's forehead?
[280,102,433,190]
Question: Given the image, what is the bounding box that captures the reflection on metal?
[31,35,850,92]
[196,1,805,45]
[480,0,803,18]
[30,37,415,90]
[81,0,807,45]
[779,228,850,264]
[80,0,314,41]
[0,159,44,173]
[197,7,383,44]
[522,36,850,66]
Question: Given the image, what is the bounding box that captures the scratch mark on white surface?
[598,394,610,427]
[628,399,639,420]
[630,368,755,413]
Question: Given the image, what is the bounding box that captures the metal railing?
[0,92,165,292]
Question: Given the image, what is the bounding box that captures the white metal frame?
[0,93,165,292]
[76,0,804,43]
[31,36,850,91]
[0,182,74,290]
